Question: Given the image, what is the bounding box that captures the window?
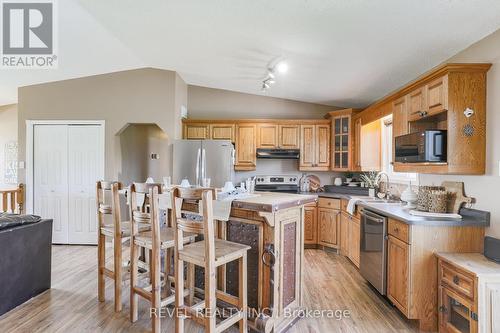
[381,115,418,184]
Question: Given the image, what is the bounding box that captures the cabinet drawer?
[439,261,475,300]
[318,198,341,209]
[388,218,410,243]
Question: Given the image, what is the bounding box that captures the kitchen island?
[188,192,317,333]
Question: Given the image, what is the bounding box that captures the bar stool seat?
[99,204,112,214]
[100,221,150,237]
[135,228,195,250]
[179,239,250,267]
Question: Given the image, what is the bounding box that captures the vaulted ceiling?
[1,0,500,107]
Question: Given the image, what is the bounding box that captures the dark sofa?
[0,215,52,316]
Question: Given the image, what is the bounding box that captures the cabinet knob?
[394,227,399,233]
[453,275,460,285]
[438,305,447,313]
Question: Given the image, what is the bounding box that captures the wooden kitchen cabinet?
[183,123,210,139]
[348,215,360,267]
[359,120,381,171]
[436,253,500,333]
[318,207,339,248]
[235,124,256,171]
[332,114,351,170]
[257,124,278,148]
[387,235,410,317]
[340,212,349,255]
[384,217,485,332]
[299,123,330,171]
[278,124,300,149]
[304,204,318,246]
[210,124,235,141]
[392,96,409,138]
[327,109,360,171]
[407,86,427,122]
[340,209,360,268]
[426,75,448,116]
[352,117,362,171]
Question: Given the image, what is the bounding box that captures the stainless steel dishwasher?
[359,208,388,295]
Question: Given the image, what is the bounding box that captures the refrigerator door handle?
[196,148,201,186]
[201,148,207,181]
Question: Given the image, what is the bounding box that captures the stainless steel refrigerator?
[172,140,235,188]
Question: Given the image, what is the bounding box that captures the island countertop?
[232,191,317,212]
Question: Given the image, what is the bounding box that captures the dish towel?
[346,197,364,215]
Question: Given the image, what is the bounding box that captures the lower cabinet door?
[304,205,317,245]
[348,216,360,268]
[439,286,477,333]
[340,212,349,255]
[318,208,339,247]
[387,235,410,317]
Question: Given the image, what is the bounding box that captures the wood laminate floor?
[0,246,418,333]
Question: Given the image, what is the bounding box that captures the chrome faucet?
[376,172,390,199]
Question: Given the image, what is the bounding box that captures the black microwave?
[395,130,447,163]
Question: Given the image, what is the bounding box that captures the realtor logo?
[1,0,57,68]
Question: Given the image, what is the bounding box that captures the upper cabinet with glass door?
[327,109,360,171]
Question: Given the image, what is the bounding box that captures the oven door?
[359,209,388,295]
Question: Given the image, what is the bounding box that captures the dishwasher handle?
[361,209,386,223]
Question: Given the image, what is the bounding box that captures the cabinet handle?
[394,227,399,233]
[438,305,447,313]
[453,275,460,284]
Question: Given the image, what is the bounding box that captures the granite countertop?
[232,192,317,213]
[297,191,490,227]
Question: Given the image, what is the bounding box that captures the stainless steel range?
[254,175,300,193]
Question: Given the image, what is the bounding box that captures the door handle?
[201,149,206,181]
[196,148,201,186]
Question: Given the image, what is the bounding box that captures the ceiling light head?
[276,61,288,74]
[267,71,275,79]
[264,77,275,85]
[263,81,270,89]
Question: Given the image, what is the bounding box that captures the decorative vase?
[401,184,418,209]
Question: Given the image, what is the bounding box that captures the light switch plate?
[18,161,25,169]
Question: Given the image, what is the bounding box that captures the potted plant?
[360,171,379,197]
[345,172,354,183]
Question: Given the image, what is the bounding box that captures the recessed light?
[276,61,288,74]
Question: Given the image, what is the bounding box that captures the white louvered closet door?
[33,124,103,244]
[67,125,102,244]
[34,125,69,244]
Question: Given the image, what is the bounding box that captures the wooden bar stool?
[172,187,250,333]
[129,184,196,333]
[97,181,147,312]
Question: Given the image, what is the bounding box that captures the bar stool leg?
[239,253,248,333]
[114,236,123,312]
[152,247,161,333]
[187,263,195,306]
[97,232,106,302]
[165,248,172,296]
[175,255,185,333]
[205,265,217,333]
[130,240,140,322]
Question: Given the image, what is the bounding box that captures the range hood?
[256,148,300,159]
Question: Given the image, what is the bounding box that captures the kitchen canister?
[417,186,445,212]
[428,190,448,213]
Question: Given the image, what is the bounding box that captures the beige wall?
[118,124,169,184]
[187,85,337,119]
[0,104,18,189]
[419,29,500,237]
[18,68,187,183]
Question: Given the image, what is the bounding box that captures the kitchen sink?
[362,199,402,205]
